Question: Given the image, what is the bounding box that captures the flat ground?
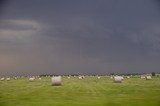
[0,76,160,106]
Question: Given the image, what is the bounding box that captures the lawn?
[0,76,160,106]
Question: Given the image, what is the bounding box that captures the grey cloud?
[0,20,40,31]
[124,24,160,52]
[0,0,160,76]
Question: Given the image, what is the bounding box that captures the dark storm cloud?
[0,0,8,14]
[0,0,160,76]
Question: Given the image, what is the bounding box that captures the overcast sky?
[0,0,160,76]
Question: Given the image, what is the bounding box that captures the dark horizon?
[0,71,159,77]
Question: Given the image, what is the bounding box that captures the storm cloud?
[0,0,160,76]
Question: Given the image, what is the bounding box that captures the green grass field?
[0,76,160,106]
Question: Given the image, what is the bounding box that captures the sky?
[0,0,160,76]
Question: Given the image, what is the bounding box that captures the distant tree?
[110,73,115,76]
[151,72,156,76]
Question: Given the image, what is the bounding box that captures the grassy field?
[0,76,160,106]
